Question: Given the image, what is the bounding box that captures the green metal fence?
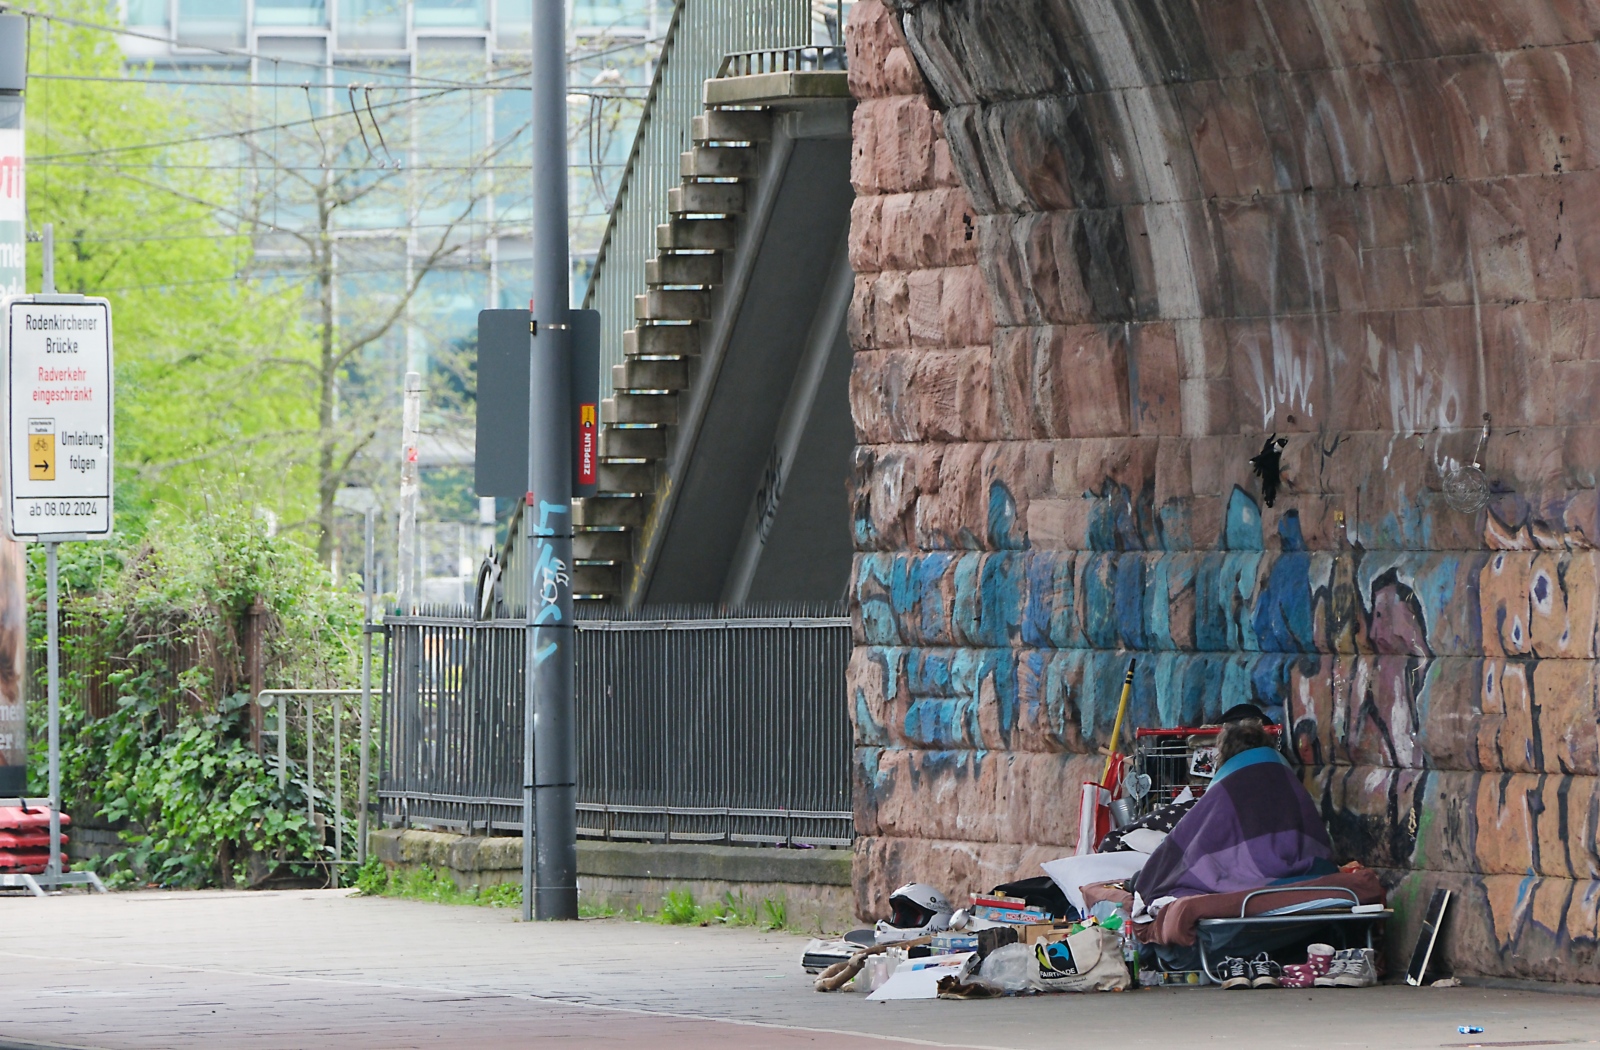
[580,0,810,381]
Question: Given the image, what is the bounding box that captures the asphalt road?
[0,889,1595,1049]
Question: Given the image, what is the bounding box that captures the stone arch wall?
[846,0,1600,982]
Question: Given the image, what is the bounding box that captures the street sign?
[473,307,600,499]
[577,401,597,487]
[5,297,113,539]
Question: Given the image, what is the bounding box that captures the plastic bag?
[974,931,1132,994]
[976,943,1038,993]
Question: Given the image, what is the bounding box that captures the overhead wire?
[28,72,652,92]
[32,159,629,172]
[21,3,647,295]
[4,3,665,88]
[30,72,503,160]
[28,68,640,163]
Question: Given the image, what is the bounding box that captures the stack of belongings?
[1075,714,1386,976]
[0,806,69,874]
[932,878,1135,997]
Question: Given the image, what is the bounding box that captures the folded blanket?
[1134,747,1333,901]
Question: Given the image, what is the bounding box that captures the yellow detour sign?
[27,421,53,481]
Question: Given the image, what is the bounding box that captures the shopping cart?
[1128,724,1282,818]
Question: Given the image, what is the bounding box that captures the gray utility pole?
[396,372,421,612]
[521,0,577,922]
[356,499,374,864]
[42,224,60,886]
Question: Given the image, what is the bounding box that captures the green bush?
[28,492,361,887]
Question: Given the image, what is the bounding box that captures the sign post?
[5,237,113,895]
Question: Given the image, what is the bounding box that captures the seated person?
[1133,714,1336,904]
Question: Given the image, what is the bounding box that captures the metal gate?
[379,603,852,846]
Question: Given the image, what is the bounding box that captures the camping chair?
[1194,886,1392,983]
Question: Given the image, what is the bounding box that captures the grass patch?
[354,858,522,909]
[653,888,788,930]
[355,860,789,930]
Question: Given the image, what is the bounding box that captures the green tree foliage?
[26,0,318,529]
[27,492,362,886]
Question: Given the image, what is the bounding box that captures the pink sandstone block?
[848,195,884,275]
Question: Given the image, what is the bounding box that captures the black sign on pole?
[474,308,599,500]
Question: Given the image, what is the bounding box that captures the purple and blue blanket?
[1133,747,1334,901]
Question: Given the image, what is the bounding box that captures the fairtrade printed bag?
[1032,926,1131,993]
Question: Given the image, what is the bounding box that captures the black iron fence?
[378,603,853,846]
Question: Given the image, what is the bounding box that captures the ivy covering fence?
[25,496,363,888]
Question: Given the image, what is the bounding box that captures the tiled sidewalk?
[0,889,1595,1049]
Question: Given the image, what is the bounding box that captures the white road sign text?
[7,299,113,538]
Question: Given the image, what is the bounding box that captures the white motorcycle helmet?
[874,882,954,944]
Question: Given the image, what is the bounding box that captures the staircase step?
[681,146,758,178]
[657,218,737,251]
[613,358,689,390]
[647,253,723,286]
[625,325,700,357]
[572,562,622,595]
[634,289,711,322]
[668,182,746,215]
[574,529,632,561]
[603,393,679,426]
[597,460,657,493]
[574,495,646,528]
[693,109,772,143]
[600,426,667,460]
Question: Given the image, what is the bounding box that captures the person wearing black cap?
[1219,703,1267,725]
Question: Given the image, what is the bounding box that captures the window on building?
[572,0,653,32]
[255,0,327,27]
[337,0,404,50]
[415,0,488,30]
[493,0,530,49]
[126,0,168,28]
[176,0,246,47]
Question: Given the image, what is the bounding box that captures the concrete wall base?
[368,830,856,934]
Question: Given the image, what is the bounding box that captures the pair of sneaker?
[1312,947,1378,988]
[1220,952,1281,989]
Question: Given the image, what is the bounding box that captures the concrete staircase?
[571,106,774,600]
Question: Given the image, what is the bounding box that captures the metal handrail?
[1235,884,1360,917]
[715,45,847,77]
[582,0,688,305]
[581,0,810,393]
[257,688,363,884]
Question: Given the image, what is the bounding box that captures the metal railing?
[258,689,364,886]
[379,617,527,832]
[378,603,853,846]
[716,44,847,77]
[581,0,810,384]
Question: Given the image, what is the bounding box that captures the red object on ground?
[0,830,65,849]
[0,848,52,871]
[0,807,71,831]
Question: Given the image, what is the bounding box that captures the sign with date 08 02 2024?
[5,297,113,540]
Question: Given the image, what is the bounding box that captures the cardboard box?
[1019,921,1077,946]
[973,904,1052,925]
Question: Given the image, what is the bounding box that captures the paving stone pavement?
[0,889,1596,1049]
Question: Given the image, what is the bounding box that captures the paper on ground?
[866,963,965,1000]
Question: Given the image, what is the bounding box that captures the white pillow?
[1119,828,1169,854]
